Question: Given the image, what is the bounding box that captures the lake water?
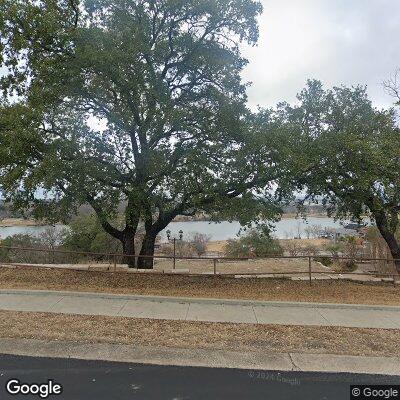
[160,217,352,241]
[0,225,66,239]
[0,217,352,241]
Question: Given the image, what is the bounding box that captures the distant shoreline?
[0,218,44,227]
[0,214,331,228]
[172,213,330,222]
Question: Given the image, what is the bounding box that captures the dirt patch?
[0,310,398,357]
[153,257,330,275]
[0,266,400,305]
[279,238,330,248]
[206,240,226,253]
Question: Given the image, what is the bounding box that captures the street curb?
[1,289,400,311]
[0,338,398,376]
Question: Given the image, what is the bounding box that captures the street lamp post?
[166,229,184,269]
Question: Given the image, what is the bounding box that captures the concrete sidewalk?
[0,289,400,329]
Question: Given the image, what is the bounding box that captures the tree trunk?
[374,211,400,274]
[122,229,136,268]
[137,232,156,269]
[137,207,181,269]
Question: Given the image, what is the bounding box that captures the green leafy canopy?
[0,0,292,266]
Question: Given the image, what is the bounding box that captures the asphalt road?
[0,354,398,400]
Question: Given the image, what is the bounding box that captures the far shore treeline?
[0,0,399,270]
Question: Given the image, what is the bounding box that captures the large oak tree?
[0,0,285,267]
[284,80,400,272]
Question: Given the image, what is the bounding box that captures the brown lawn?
[0,310,398,357]
[0,266,399,305]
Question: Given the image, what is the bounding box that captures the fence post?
[113,254,117,272]
[213,258,217,276]
[386,257,389,274]
[173,238,176,270]
[308,256,312,286]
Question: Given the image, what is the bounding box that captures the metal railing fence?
[0,245,399,286]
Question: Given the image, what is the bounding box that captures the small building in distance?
[343,223,365,231]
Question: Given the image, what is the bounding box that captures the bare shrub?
[310,224,323,238]
[0,234,47,264]
[190,233,211,257]
[325,242,344,260]
[301,244,320,257]
[161,241,195,258]
[333,260,358,273]
[343,236,362,261]
[284,241,302,256]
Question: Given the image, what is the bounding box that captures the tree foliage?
[224,229,283,258]
[283,80,400,271]
[0,0,288,268]
[62,214,122,254]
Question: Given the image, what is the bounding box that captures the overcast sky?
[241,0,400,110]
[1,1,398,110]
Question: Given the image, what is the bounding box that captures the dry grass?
[278,238,330,248]
[0,218,42,227]
[0,266,400,305]
[205,240,226,253]
[205,238,330,255]
[0,253,333,275]
[153,257,331,275]
[0,310,398,357]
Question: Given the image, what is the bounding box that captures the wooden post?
[389,258,396,286]
[308,256,312,286]
[386,250,389,273]
[113,254,117,272]
[213,258,217,275]
[173,238,176,270]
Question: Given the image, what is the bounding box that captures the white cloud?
[241,0,400,109]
